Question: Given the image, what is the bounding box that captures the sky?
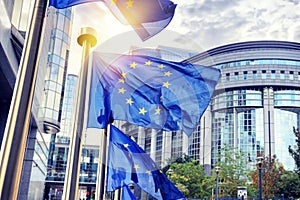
[68,0,300,74]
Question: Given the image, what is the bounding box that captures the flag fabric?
[122,185,136,200]
[49,0,99,8]
[87,52,220,136]
[106,125,186,200]
[48,0,176,41]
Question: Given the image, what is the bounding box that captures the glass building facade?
[122,41,300,174]
[187,41,300,170]
[44,74,101,199]
[39,7,73,134]
[1,1,75,199]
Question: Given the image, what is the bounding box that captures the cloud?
[167,0,300,50]
[68,0,300,74]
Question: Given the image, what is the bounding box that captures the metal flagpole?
[0,0,47,199]
[95,125,109,200]
[62,27,97,200]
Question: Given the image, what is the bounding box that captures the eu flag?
[106,125,186,200]
[88,52,220,136]
[49,0,176,41]
[122,185,136,200]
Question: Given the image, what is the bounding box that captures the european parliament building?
[127,41,300,172]
[1,1,300,198]
[188,41,299,170]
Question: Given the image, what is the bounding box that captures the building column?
[18,127,38,200]
[137,126,145,148]
[263,87,275,158]
[162,131,172,167]
[182,132,189,155]
[201,109,213,175]
[150,129,157,160]
[234,108,238,149]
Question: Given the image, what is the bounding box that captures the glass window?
[253,71,257,79]
[226,73,230,81]
[57,14,65,31]
[280,71,285,79]
[45,108,53,119]
[64,18,70,33]
[50,64,59,81]
[54,93,61,111]
[243,71,248,80]
[58,67,64,84]
[49,81,56,91]
[51,55,60,65]
[46,91,55,108]
[271,70,276,79]
[261,70,267,79]
[234,72,239,80]
[54,38,62,55]
[289,71,294,80]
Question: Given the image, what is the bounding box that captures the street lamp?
[167,168,173,178]
[256,157,264,200]
[215,166,220,200]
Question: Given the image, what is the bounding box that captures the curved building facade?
[187,41,300,170]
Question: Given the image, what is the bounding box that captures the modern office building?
[188,40,300,170]
[0,1,73,199]
[44,74,78,199]
[44,74,103,200]
[123,41,300,172]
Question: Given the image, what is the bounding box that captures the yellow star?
[133,164,139,169]
[158,64,165,69]
[155,107,161,115]
[164,71,172,76]
[126,98,134,106]
[118,88,126,94]
[130,62,137,68]
[119,78,125,83]
[163,81,170,88]
[145,60,152,66]
[121,71,126,78]
[111,0,117,4]
[146,170,151,175]
[139,107,147,115]
[126,0,134,8]
[124,143,129,148]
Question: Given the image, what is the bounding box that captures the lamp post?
[167,168,173,178]
[256,157,264,200]
[215,166,220,200]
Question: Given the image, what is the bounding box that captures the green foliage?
[214,145,249,198]
[278,170,300,198]
[167,160,214,198]
[249,155,285,199]
[288,127,300,177]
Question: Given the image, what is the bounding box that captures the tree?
[167,160,214,199]
[278,170,300,198]
[214,145,249,198]
[288,127,300,177]
[249,155,285,199]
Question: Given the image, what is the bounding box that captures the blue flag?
[87,52,220,136]
[106,125,186,200]
[48,0,176,41]
[122,185,136,200]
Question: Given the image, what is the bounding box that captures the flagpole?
[0,0,47,199]
[95,126,109,200]
[62,27,97,200]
